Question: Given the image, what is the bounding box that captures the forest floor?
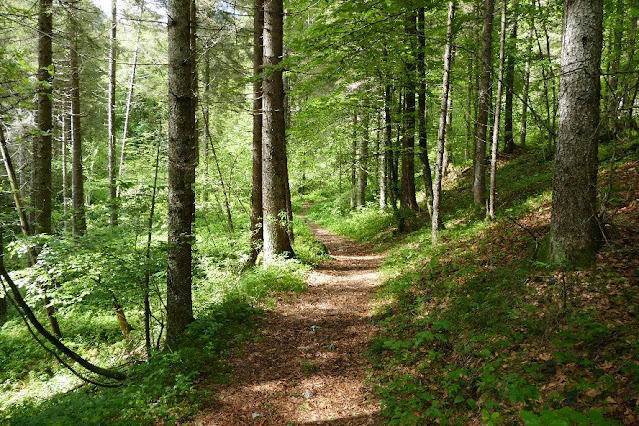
[193,219,385,425]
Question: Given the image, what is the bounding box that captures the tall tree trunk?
[489,0,508,220]
[262,0,294,262]
[34,0,53,236]
[62,103,70,233]
[503,0,517,154]
[166,0,196,346]
[550,0,603,267]
[400,12,419,212]
[350,113,357,209]
[379,90,387,209]
[356,110,368,208]
[520,21,533,147]
[70,20,86,238]
[432,1,455,244]
[116,29,141,197]
[473,0,495,205]
[417,7,433,217]
[108,0,118,226]
[384,85,395,209]
[606,0,623,140]
[248,0,264,266]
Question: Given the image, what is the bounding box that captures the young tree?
[417,7,433,217]
[432,1,455,244]
[550,0,603,267]
[356,109,368,207]
[166,0,196,345]
[70,15,86,237]
[262,0,294,262]
[108,0,117,226]
[489,0,508,219]
[473,0,495,205]
[503,0,517,154]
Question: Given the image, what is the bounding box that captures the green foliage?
[367,153,639,424]
[306,200,395,242]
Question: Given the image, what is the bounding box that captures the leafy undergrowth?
[353,151,637,424]
[0,218,320,424]
[305,195,396,243]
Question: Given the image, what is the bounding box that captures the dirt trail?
[193,221,384,425]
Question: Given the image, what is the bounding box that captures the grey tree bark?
[550,0,603,267]
[473,0,494,205]
[356,110,368,208]
[166,0,196,346]
[350,113,357,209]
[417,7,433,217]
[248,0,264,266]
[262,0,294,263]
[489,0,507,220]
[432,1,455,244]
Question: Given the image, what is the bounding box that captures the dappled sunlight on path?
[192,220,384,425]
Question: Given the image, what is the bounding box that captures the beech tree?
[473,0,494,205]
[550,0,603,266]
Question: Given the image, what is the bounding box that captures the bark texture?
[34,0,53,235]
[432,2,455,243]
[249,0,264,265]
[550,0,603,267]
[262,0,294,263]
[356,111,368,208]
[400,12,419,212]
[166,0,196,346]
[473,0,494,205]
[418,7,433,217]
[489,0,507,219]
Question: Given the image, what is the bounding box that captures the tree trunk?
[473,0,494,205]
[488,0,508,220]
[356,110,368,207]
[70,20,86,238]
[62,103,70,233]
[379,91,387,209]
[116,28,141,197]
[166,0,196,346]
[550,0,603,267]
[417,7,433,217]
[520,21,533,147]
[400,12,419,212]
[262,0,294,263]
[34,0,53,236]
[432,1,455,244]
[503,0,517,154]
[384,85,394,209]
[350,113,357,209]
[108,0,118,226]
[248,0,264,266]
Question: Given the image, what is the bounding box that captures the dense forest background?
[1,0,638,423]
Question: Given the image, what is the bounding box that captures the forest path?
[193,219,384,425]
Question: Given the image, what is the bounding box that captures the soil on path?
[193,221,384,425]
